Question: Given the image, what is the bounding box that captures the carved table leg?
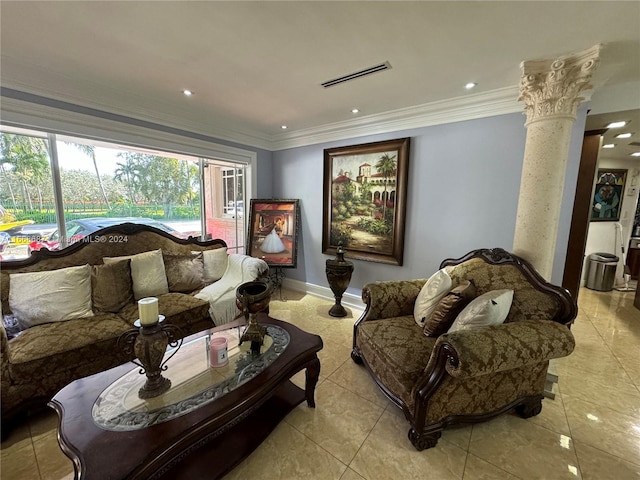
[305,356,321,408]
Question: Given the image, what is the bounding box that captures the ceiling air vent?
[629,142,640,146]
[321,62,391,88]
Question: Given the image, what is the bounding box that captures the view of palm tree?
[329,150,398,253]
[0,132,201,227]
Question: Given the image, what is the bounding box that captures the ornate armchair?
[351,248,577,450]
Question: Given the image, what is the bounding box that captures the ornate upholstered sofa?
[0,223,267,430]
[351,248,577,450]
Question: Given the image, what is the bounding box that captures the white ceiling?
[1,1,639,151]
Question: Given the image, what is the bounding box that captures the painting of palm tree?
[322,138,410,266]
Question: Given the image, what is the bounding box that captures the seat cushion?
[8,313,132,383]
[357,316,436,405]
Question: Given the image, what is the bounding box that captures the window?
[222,168,244,218]
[0,127,250,260]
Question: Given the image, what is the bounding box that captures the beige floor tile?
[441,424,473,451]
[0,442,40,480]
[223,421,347,480]
[0,419,32,453]
[349,409,467,480]
[28,410,59,443]
[574,440,640,480]
[290,368,327,391]
[524,393,571,436]
[559,368,640,417]
[316,340,352,378]
[462,453,520,480]
[468,415,581,479]
[339,468,366,480]
[563,394,640,466]
[555,349,634,384]
[33,432,74,480]
[327,357,390,409]
[285,379,383,464]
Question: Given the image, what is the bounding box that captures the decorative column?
[513,45,600,280]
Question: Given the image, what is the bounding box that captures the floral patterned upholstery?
[352,248,577,451]
[0,223,234,428]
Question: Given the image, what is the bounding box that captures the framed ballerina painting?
[246,199,301,268]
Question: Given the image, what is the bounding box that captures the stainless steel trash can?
[586,252,619,291]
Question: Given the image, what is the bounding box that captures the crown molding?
[269,86,523,150]
[5,54,604,152]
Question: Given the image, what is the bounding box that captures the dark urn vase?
[325,245,354,317]
[236,281,272,354]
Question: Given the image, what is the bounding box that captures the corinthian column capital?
[518,44,600,125]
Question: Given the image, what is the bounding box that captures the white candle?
[138,297,159,326]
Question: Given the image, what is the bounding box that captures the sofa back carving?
[442,249,576,325]
[0,223,226,315]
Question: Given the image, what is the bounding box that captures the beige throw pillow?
[423,281,476,337]
[9,264,94,328]
[413,268,453,327]
[448,289,514,332]
[196,248,228,284]
[164,252,205,292]
[91,259,134,313]
[104,249,169,300]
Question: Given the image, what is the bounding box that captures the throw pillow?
[91,259,134,313]
[448,289,514,333]
[164,252,205,293]
[196,248,228,284]
[413,268,453,327]
[104,249,169,300]
[9,264,94,328]
[423,280,476,337]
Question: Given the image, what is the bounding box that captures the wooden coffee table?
[49,314,322,480]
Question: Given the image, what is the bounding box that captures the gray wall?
[272,109,588,295]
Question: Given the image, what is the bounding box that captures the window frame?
[0,97,256,257]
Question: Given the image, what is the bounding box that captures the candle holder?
[118,316,184,399]
[325,244,354,317]
[236,281,272,355]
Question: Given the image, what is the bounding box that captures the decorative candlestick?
[118,316,183,399]
[325,244,354,317]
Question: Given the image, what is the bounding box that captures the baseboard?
[281,278,365,311]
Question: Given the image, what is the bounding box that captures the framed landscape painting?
[590,169,627,222]
[322,138,410,265]
[246,199,300,267]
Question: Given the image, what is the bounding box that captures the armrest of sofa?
[440,320,574,378]
[360,279,427,321]
[412,320,574,402]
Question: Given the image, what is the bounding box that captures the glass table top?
[92,324,290,431]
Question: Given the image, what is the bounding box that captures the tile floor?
[1,286,639,479]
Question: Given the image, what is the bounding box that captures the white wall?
[583,157,640,286]
[273,109,588,296]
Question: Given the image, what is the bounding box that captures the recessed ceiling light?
[182,90,193,96]
[631,152,640,157]
[615,133,633,139]
[281,125,287,130]
[603,144,615,149]
[464,82,477,90]
[351,108,360,114]
[606,121,627,128]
